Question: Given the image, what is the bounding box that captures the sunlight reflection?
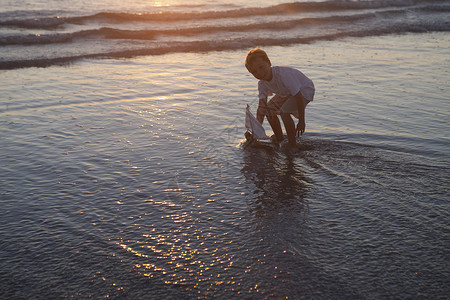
[117,213,241,295]
[152,1,170,7]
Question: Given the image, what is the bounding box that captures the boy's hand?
[294,92,306,137]
[296,119,305,136]
[256,98,268,124]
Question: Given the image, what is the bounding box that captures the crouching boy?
[245,47,315,147]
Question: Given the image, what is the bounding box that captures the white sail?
[245,105,269,139]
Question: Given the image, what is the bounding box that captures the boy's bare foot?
[270,134,284,144]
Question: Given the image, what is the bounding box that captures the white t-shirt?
[258,66,315,101]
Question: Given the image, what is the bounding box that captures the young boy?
[245,47,315,147]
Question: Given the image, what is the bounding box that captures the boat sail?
[245,104,269,140]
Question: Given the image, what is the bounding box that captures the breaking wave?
[0,0,448,69]
[1,0,447,29]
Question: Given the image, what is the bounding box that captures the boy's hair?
[245,47,271,69]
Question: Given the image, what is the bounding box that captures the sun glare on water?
[152,1,169,7]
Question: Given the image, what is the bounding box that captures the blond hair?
[245,47,271,69]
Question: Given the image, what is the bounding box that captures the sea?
[0,0,449,299]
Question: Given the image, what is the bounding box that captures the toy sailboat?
[245,104,271,143]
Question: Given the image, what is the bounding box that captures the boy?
[245,47,315,147]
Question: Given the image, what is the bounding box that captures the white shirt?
[258,66,315,101]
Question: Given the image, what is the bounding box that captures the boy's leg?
[281,113,296,146]
[266,95,289,142]
[279,94,310,146]
[267,115,284,141]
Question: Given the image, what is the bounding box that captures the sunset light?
[1,0,448,299]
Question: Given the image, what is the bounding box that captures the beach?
[1,1,449,298]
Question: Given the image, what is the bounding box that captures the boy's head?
[245,48,272,81]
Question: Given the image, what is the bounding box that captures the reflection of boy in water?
[245,48,315,147]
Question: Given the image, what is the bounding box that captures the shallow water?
[1,32,449,299]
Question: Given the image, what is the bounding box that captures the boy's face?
[247,57,272,81]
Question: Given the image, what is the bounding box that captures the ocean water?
[1,0,449,69]
[1,0,449,299]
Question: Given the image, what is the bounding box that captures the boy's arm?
[256,97,267,124]
[294,91,306,136]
